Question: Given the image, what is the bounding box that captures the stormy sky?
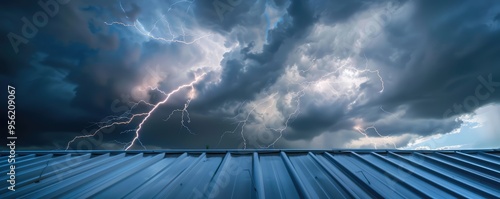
[1,0,500,150]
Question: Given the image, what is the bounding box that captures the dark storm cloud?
[192,0,382,143]
[2,0,500,150]
[193,0,259,33]
[312,0,369,24]
[0,2,42,75]
[495,12,500,21]
[362,0,500,119]
[194,0,316,109]
[285,107,354,141]
[0,0,149,149]
[196,0,499,146]
[271,0,288,8]
[275,0,500,143]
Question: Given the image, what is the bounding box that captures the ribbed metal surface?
[1,149,499,198]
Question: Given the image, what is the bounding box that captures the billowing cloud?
[1,0,499,150]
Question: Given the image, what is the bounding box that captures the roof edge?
[2,148,499,155]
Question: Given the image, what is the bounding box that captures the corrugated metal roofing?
[1,149,500,198]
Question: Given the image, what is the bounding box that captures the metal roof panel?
[1,149,499,198]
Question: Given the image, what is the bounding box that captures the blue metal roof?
[1,149,499,198]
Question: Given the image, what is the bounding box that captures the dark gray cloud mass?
[1,0,499,150]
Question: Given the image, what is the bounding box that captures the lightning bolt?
[67,99,157,150]
[113,139,146,150]
[380,106,393,115]
[66,73,206,151]
[105,1,212,45]
[263,90,305,148]
[125,73,206,150]
[360,54,384,93]
[66,112,148,150]
[217,93,279,149]
[217,53,387,149]
[163,94,195,135]
[259,57,372,148]
[354,126,374,148]
[355,126,397,149]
